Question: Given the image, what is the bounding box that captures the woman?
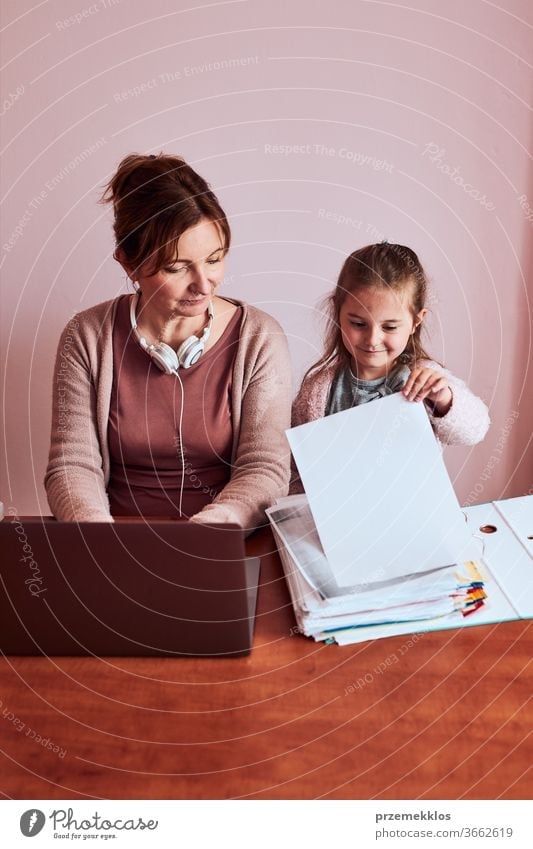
[45,153,291,531]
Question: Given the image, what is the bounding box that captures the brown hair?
[101,153,231,276]
[307,242,434,376]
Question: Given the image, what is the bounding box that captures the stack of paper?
[270,393,491,645]
[267,494,487,643]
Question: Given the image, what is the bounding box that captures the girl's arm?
[409,360,490,446]
[44,319,113,522]
[290,371,320,494]
[292,365,335,427]
[289,366,337,493]
[291,378,313,429]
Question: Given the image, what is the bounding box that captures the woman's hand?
[402,367,453,416]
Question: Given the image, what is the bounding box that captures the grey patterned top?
[326,363,411,415]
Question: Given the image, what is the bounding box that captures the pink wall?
[1,0,532,514]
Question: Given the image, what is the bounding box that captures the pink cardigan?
[290,360,490,492]
[45,297,292,531]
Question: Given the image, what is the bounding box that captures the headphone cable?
[175,368,186,518]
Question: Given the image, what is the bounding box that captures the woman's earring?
[132,280,141,292]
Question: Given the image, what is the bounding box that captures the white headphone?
[129,292,214,374]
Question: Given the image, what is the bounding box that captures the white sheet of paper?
[286,393,472,587]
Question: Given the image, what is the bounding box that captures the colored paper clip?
[462,601,485,617]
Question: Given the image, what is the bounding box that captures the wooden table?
[0,528,531,800]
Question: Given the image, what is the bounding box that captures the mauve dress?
[107,295,242,518]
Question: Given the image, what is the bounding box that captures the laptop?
[0,517,260,657]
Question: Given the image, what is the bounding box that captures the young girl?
[291,242,489,490]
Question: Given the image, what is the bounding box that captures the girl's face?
[125,218,226,317]
[339,282,426,379]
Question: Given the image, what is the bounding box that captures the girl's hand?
[402,367,453,416]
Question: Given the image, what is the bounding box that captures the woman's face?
[133,218,226,316]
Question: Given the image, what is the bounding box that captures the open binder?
[268,393,533,645]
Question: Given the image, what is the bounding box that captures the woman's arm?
[191,326,292,532]
[44,317,113,522]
